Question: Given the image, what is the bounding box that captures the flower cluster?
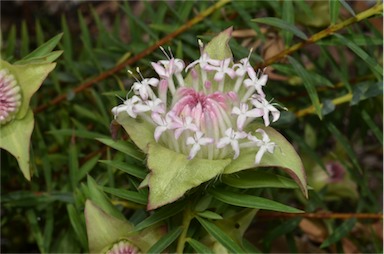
[0,68,21,125]
[112,43,284,164]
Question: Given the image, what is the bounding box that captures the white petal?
[217,137,231,148]
[237,114,247,130]
[199,137,214,146]
[188,144,201,160]
[154,126,167,142]
[255,146,266,164]
[245,108,264,118]
[186,136,196,145]
[231,106,242,115]
[231,140,240,159]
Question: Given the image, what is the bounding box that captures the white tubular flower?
[248,129,276,164]
[233,57,253,77]
[171,115,199,140]
[242,68,268,101]
[152,112,174,142]
[112,95,142,118]
[251,95,281,126]
[231,103,263,130]
[205,58,236,82]
[134,98,165,114]
[132,78,159,100]
[217,128,248,159]
[186,131,214,160]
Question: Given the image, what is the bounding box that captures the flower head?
[112,29,307,210]
[112,44,283,163]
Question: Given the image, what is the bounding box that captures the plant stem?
[295,93,352,117]
[176,202,193,253]
[256,3,383,69]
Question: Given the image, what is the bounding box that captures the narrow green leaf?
[77,154,100,181]
[96,138,145,161]
[282,0,294,45]
[87,175,125,220]
[134,201,185,231]
[361,110,383,145]
[326,123,362,174]
[264,218,301,248]
[21,21,29,57]
[35,20,45,45]
[286,130,326,171]
[222,170,308,189]
[67,204,88,249]
[69,142,79,189]
[147,226,183,253]
[252,17,308,40]
[61,15,73,61]
[102,187,147,205]
[197,211,223,220]
[5,25,16,58]
[99,160,147,179]
[209,189,303,213]
[26,210,45,253]
[187,238,213,254]
[48,129,108,139]
[334,33,383,77]
[22,33,63,61]
[288,56,322,119]
[339,0,355,16]
[320,218,356,248]
[196,217,245,253]
[329,0,340,24]
[242,238,262,253]
[43,207,54,252]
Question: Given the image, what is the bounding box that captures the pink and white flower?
[112,41,284,163]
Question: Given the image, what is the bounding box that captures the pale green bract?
[113,28,307,210]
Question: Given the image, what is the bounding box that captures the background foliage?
[1,0,382,253]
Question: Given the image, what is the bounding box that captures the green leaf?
[339,0,355,16]
[320,218,356,248]
[197,211,223,220]
[147,142,231,210]
[252,17,308,40]
[67,204,88,249]
[209,188,303,213]
[26,209,45,253]
[187,238,214,254]
[264,218,301,248]
[282,0,294,45]
[326,123,362,174]
[196,217,245,253]
[222,170,307,189]
[147,226,183,253]
[223,123,308,198]
[334,33,383,78]
[77,154,100,182]
[134,201,185,231]
[48,129,108,139]
[0,108,34,180]
[87,175,125,220]
[21,33,63,61]
[102,187,147,205]
[288,56,322,119]
[361,110,383,145]
[96,137,145,161]
[99,160,147,179]
[329,0,340,24]
[5,25,16,59]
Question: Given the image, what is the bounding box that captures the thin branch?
[257,211,383,220]
[256,3,383,69]
[34,0,231,114]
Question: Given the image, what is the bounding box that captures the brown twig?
[258,211,383,220]
[34,0,231,114]
[256,3,383,69]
